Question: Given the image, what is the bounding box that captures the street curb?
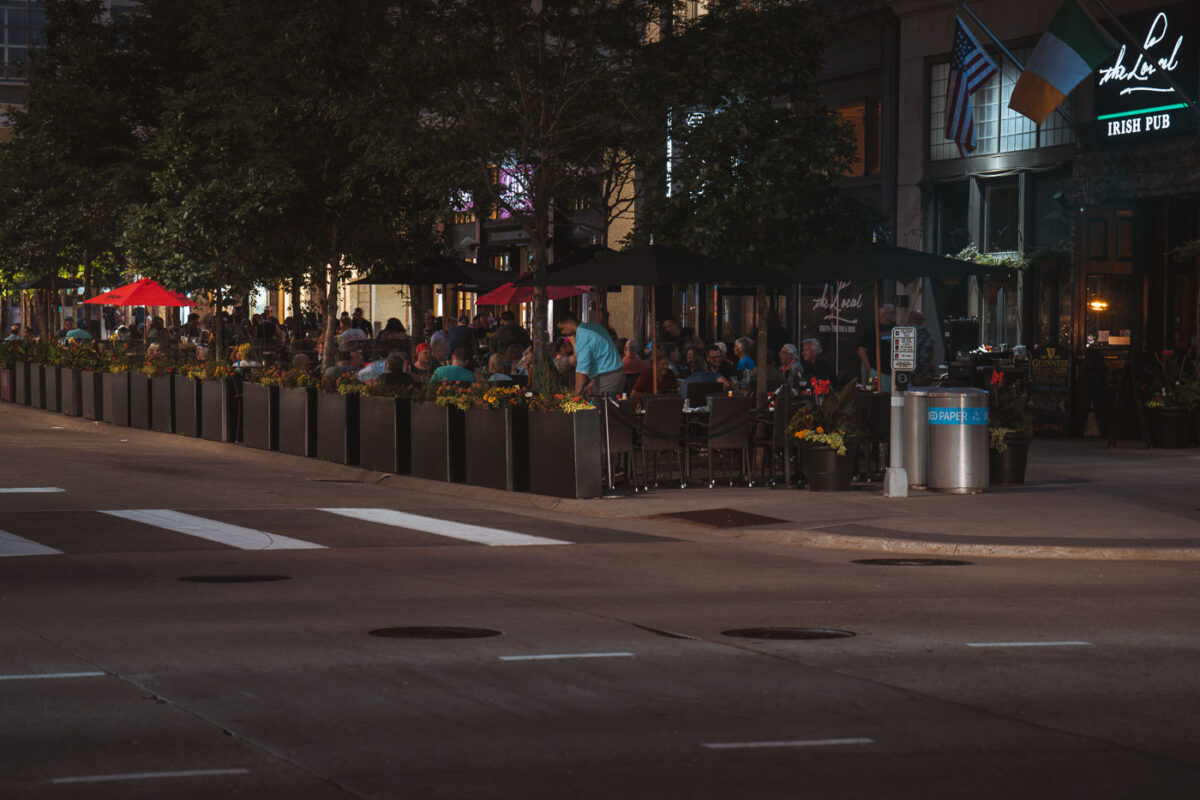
[733,529,1200,562]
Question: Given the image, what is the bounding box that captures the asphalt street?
[2,403,1199,799]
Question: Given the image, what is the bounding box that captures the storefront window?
[834,101,880,177]
[936,181,969,255]
[1084,274,1135,348]
[984,183,1019,253]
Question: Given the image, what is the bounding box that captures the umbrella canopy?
[514,245,753,287]
[786,243,1011,282]
[82,278,195,307]
[348,256,509,287]
[20,274,83,291]
[475,282,590,305]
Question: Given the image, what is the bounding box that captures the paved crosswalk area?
[0,505,669,558]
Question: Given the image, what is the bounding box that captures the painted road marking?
[703,738,874,750]
[0,487,64,493]
[101,510,325,551]
[319,508,570,547]
[52,768,250,784]
[0,672,105,681]
[0,529,63,557]
[966,641,1091,648]
[500,652,635,662]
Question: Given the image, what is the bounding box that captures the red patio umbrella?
[82,277,196,307]
[474,282,589,306]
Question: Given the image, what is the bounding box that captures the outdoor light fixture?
[1088,300,1109,311]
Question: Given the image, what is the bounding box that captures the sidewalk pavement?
[378,438,1200,561]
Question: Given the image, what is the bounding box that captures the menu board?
[1029,346,1072,435]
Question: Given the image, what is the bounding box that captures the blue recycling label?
[928,407,989,425]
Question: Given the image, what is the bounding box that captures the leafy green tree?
[634,0,876,401]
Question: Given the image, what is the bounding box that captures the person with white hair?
[801,338,837,383]
[778,343,803,388]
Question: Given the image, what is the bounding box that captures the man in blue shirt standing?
[555,311,624,397]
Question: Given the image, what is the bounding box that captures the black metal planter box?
[358,395,411,474]
[528,410,601,498]
[175,378,202,437]
[317,392,359,465]
[278,386,317,457]
[465,407,530,492]
[80,370,104,420]
[201,379,240,443]
[13,361,30,405]
[242,382,279,451]
[152,375,175,433]
[129,374,153,430]
[30,363,46,409]
[61,369,83,416]
[43,365,62,412]
[102,372,131,427]
[0,367,13,403]
[410,402,466,483]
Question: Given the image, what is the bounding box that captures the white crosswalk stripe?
[101,509,325,551]
[318,507,571,547]
[0,529,62,557]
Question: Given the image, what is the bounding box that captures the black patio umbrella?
[347,256,509,287]
[785,242,1011,282]
[514,244,753,286]
[20,274,83,291]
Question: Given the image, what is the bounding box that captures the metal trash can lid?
[925,387,988,399]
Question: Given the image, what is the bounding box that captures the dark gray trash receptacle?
[927,388,989,494]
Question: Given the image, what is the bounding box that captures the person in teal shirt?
[63,320,93,343]
[429,347,476,385]
[555,311,624,396]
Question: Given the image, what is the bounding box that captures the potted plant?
[42,345,64,413]
[279,370,320,457]
[28,343,47,409]
[527,391,601,498]
[101,345,136,427]
[316,372,361,465]
[410,383,468,483]
[357,378,413,474]
[0,343,15,403]
[74,346,107,421]
[12,342,32,405]
[138,347,179,433]
[787,379,861,491]
[464,383,529,492]
[242,367,281,451]
[186,363,239,442]
[1144,350,1193,449]
[987,369,1035,484]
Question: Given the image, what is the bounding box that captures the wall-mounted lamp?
[1088,300,1109,311]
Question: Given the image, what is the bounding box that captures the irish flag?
[1009,0,1118,125]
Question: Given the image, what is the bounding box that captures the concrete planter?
[43,365,62,412]
[102,372,131,427]
[278,386,317,457]
[61,369,83,417]
[242,382,279,451]
[465,407,529,492]
[30,363,46,409]
[358,395,411,474]
[175,378,202,437]
[13,361,30,405]
[410,402,465,483]
[129,373,153,429]
[317,391,359,465]
[80,371,104,420]
[201,378,240,443]
[151,375,175,433]
[0,367,14,403]
[528,409,601,498]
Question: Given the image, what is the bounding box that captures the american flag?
[945,17,998,158]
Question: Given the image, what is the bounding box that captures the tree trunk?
[213,284,225,363]
[755,284,769,410]
[290,276,303,337]
[321,223,341,371]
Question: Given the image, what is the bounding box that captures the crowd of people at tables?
[9,302,867,400]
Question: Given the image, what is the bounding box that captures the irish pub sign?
[1094,3,1197,139]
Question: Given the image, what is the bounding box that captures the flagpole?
[956,0,1081,135]
[1087,0,1200,120]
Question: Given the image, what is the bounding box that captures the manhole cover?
[722,627,855,640]
[179,574,291,583]
[368,626,501,639]
[853,558,972,566]
[660,508,789,529]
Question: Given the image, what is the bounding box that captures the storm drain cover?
[660,508,789,529]
[179,574,291,583]
[853,558,972,567]
[723,627,855,640]
[368,626,501,639]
